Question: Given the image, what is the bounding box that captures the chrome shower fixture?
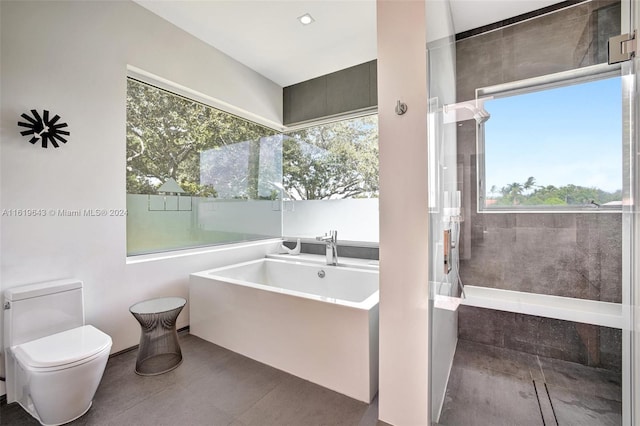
[443,98,491,124]
[471,108,490,124]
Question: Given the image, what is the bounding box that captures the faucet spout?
[315,230,338,265]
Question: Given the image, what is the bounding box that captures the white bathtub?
[189,258,379,402]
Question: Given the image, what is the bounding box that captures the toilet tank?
[4,279,85,348]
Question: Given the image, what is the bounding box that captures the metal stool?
[129,297,186,375]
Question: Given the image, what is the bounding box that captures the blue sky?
[484,76,622,194]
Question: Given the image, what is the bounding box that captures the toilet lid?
[12,325,112,369]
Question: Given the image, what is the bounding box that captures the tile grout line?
[95,384,176,425]
[225,374,289,425]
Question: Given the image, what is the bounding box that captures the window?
[281,115,379,242]
[477,64,622,212]
[126,78,282,255]
[282,115,378,200]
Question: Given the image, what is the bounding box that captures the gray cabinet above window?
[283,60,377,125]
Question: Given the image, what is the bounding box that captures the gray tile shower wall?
[460,211,622,301]
[458,306,622,370]
[456,0,623,371]
[456,0,621,100]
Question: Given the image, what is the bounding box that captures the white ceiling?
[134,0,566,87]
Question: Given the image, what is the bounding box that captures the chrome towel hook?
[395,100,408,115]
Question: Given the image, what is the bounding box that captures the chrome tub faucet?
[316,230,338,266]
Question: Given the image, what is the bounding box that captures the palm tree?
[523,176,536,194]
[502,182,524,205]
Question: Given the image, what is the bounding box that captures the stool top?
[130,297,186,315]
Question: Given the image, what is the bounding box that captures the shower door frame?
[622,0,638,424]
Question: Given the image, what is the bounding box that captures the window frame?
[476,62,623,213]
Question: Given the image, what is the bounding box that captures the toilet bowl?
[11,325,112,426]
[3,280,113,426]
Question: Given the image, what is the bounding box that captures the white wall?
[0,0,283,385]
[377,1,430,424]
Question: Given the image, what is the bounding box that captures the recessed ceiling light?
[298,13,315,25]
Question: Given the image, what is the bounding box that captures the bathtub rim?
[190,257,379,311]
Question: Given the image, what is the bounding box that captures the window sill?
[478,207,623,214]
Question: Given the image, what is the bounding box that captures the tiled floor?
[438,339,622,426]
[1,333,384,426]
[2,334,623,426]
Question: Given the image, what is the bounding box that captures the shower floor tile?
[438,339,623,426]
[538,356,621,402]
[547,385,622,426]
[452,339,544,381]
[438,365,542,426]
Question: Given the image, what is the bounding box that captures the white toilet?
[3,279,112,426]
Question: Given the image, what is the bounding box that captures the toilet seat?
[12,325,112,372]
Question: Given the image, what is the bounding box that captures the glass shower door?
[425,0,459,422]
[428,0,638,424]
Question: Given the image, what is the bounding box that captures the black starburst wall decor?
[18,109,70,148]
